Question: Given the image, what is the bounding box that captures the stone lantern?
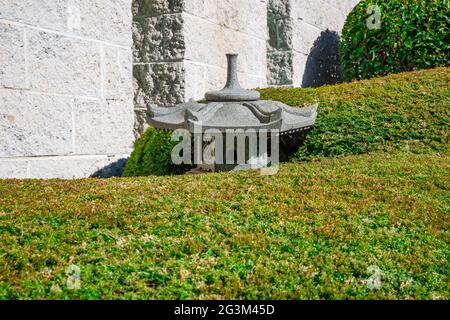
[148,54,318,171]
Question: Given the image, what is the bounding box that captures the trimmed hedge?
[259,67,449,160]
[123,127,189,177]
[340,0,450,81]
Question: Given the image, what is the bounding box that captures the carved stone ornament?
[148,54,318,135]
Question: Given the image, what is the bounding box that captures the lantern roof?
[149,54,318,134]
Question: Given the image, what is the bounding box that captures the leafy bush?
[340,0,450,81]
[259,67,449,160]
[123,127,189,176]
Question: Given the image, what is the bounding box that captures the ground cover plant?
[259,67,449,160]
[0,67,448,299]
[0,151,448,299]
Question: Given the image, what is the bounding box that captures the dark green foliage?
[123,127,189,176]
[340,0,450,81]
[259,67,449,160]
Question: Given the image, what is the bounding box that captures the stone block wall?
[183,0,268,98]
[132,0,185,135]
[133,0,268,135]
[268,0,360,87]
[133,0,360,134]
[0,0,134,179]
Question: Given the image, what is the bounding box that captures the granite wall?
[132,0,268,135]
[0,0,134,178]
[268,0,361,87]
[133,0,360,134]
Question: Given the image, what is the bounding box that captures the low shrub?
[340,0,450,81]
[1,151,448,299]
[123,127,189,176]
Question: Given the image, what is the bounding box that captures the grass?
[0,67,448,299]
[0,152,448,299]
[123,67,449,176]
[259,67,449,160]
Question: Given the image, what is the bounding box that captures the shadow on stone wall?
[91,158,128,178]
[302,30,343,88]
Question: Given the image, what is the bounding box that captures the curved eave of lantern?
[148,100,318,135]
[147,53,318,136]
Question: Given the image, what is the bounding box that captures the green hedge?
[340,0,450,81]
[259,67,449,160]
[123,127,189,177]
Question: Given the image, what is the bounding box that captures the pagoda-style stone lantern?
[149,54,318,171]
